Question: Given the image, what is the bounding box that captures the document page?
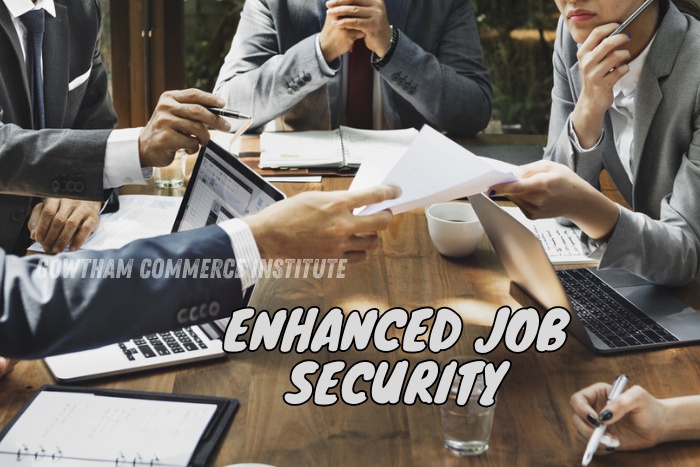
[28,195,181,252]
[0,390,217,466]
[352,125,517,215]
[260,130,342,168]
[502,206,595,264]
[340,126,418,166]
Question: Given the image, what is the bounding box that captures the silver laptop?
[468,193,700,354]
[44,141,285,382]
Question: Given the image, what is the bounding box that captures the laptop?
[44,140,286,382]
[468,193,700,354]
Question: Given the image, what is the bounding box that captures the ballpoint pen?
[205,107,252,120]
[581,374,629,466]
[607,0,655,37]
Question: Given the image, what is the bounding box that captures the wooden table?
[2,137,700,466]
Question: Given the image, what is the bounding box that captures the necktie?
[19,9,46,129]
[346,40,374,129]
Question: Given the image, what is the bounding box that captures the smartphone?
[608,0,655,37]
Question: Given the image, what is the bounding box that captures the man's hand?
[319,5,365,63]
[0,357,18,378]
[138,89,232,168]
[326,0,392,57]
[28,198,102,253]
[244,185,400,262]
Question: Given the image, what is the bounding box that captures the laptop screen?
[172,140,285,233]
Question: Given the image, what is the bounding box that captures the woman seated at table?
[571,382,700,454]
[490,0,700,286]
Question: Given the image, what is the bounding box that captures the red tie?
[346,40,374,129]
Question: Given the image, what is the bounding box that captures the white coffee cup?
[425,202,484,258]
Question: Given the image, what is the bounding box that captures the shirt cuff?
[568,119,603,153]
[104,127,147,188]
[315,34,340,77]
[218,218,261,291]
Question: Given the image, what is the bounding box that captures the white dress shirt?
[568,37,656,183]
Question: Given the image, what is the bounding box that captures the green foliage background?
[184,0,560,135]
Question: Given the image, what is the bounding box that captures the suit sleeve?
[377,1,492,136]
[214,0,335,131]
[0,125,110,200]
[0,225,245,359]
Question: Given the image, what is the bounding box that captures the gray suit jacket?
[0,0,117,254]
[214,0,491,136]
[544,1,700,286]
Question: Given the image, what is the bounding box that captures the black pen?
[205,107,252,120]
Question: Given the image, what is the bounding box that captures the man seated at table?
[213,0,492,136]
[0,84,399,360]
[0,0,123,256]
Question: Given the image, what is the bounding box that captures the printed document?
[351,125,517,215]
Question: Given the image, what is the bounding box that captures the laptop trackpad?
[595,270,700,340]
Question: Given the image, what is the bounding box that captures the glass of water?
[154,149,187,188]
[440,366,496,456]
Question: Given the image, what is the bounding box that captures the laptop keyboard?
[118,327,209,361]
[556,269,679,349]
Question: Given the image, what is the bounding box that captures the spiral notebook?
[259,126,417,170]
[0,385,238,466]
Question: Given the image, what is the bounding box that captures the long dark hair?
[672,0,700,19]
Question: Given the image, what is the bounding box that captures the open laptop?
[44,141,285,382]
[468,193,700,354]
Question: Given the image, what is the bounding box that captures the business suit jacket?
[544,1,700,286]
[214,0,492,136]
[0,0,117,254]
[0,226,244,359]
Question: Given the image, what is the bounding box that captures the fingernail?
[599,410,613,422]
[586,414,600,427]
[488,189,496,196]
[626,33,632,39]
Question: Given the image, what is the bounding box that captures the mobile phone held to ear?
[608,0,655,37]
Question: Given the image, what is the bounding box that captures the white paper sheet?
[351,125,517,215]
[28,195,182,252]
[502,206,595,264]
[0,391,216,466]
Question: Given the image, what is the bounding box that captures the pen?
[607,0,655,37]
[581,374,629,466]
[205,107,252,120]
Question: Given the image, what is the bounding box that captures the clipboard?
[0,385,239,466]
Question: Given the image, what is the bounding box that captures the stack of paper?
[351,125,517,215]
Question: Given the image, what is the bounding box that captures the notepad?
[0,385,238,466]
[259,126,418,170]
[502,206,595,265]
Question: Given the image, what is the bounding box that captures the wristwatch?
[372,25,399,70]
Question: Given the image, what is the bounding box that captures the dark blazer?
[0,0,117,254]
[545,1,700,286]
[0,226,245,359]
[214,0,492,136]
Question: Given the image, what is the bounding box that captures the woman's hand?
[490,160,620,241]
[571,23,632,149]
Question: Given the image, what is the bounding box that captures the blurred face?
[554,0,643,43]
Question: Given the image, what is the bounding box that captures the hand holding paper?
[350,125,517,215]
